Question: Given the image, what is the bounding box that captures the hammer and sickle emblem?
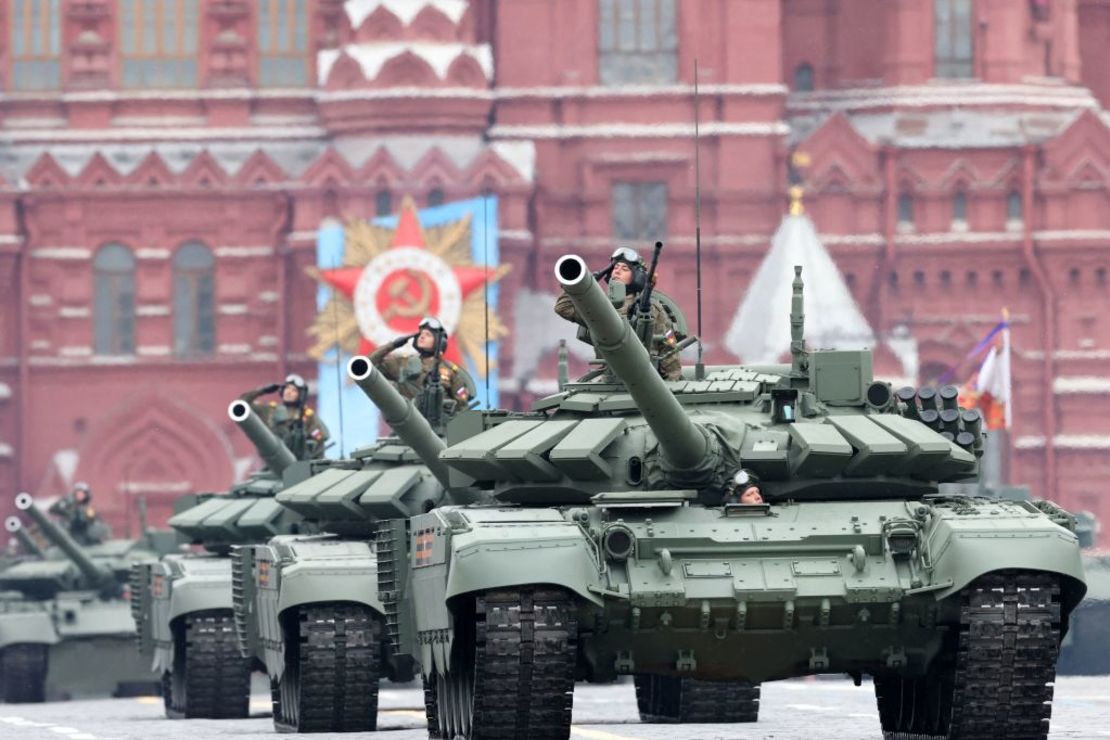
[381,270,433,322]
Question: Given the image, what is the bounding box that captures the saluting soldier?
[48,481,111,545]
[369,316,471,405]
[555,246,683,380]
[240,373,329,460]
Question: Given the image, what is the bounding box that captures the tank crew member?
[723,469,764,505]
[554,247,683,380]
[241,374,329,460]
[48,482,111,545]
[369,316,472,405]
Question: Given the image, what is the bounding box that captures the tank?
[388,255,1087,739]
[129,400,309,720]
[1057,512,1110,674]
[0,494,178,702]
[231,356,476,733]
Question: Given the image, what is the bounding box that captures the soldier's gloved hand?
[261,383,281,394]
[391,333,418,349]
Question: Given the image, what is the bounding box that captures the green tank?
[231,358,474,733]
[129,399,309,720]
[382,255,1087,739]
[0,494,177,702]
[1058,513,1110,674]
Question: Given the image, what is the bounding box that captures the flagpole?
[1001,306,1012,430]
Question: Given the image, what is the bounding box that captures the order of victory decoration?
[306,197,509,377]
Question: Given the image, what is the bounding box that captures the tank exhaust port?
[602,524,636,561]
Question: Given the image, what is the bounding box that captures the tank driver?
[723,469,764,505]
[555,247,683,380]
[369,316,471,406]
[48,481,111,545]
[240,373,329,460]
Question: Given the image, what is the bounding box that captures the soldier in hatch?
[48,481,111,545]
[555,246,683,379]
[369,316,472,406]
[723,469,764,505]
[241,373,329,460]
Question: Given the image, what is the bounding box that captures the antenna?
[482,194,491,408]
[693,59,705,380]
[330,278,345,457]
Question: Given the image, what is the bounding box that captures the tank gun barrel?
[15,493,110,587]
[347,356,452,488]
[555,254,709,471]
[227,401,297,475]
[5,516,45,558]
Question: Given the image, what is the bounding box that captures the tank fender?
[167,571,234,624]
[275,544,384,617]
[0,610,59,649]
[444,522,604,607]
[927,521,1087,613]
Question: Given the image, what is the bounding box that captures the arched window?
[94,244,136,355]
[427,187,445,207]
[897,192,915,227]
[952,190,968,227]
[1007,190,1023,221]
[375,189,392,217]
[173,241,215,356]
[793,63,814,92]
[935,0,973,78]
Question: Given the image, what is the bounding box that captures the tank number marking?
[414,529,435,567]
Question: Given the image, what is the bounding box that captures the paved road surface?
[2,676,1108,739]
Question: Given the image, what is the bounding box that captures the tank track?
[876,569,1061,740]
[423,678,442,739]
[165,610,251,719]
[0,643,48,703]
[272,603,380,733]
[435,587,577,739]
[633,674,760,723]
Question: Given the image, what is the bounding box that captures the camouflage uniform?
[368,344,472,404]
[555,292,683,380]
[240,386,329,460]
[48,494,110,546]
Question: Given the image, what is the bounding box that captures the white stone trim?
[29,294,53,307]
[257,335,279,347]
[118,480,192,494]
[0,124,326,144]
[0,443,13,458]
[58,306,90,318]
[258,291,280,303]
[1033,229,1110,242]
[318,42,494,84]
[895,231,1020,246]
[136,304,170,317]
[317,87,494,102]
[0,382,11,400]
[58,346,92,357]
[488,121,789,140]
[137,345,171,357]
[346,0,469,27]
[30,247,91,260]
[1016,434,1110,450]
[1054,376,1110,394]
[218,304,249,316]
[30,340,51,351]
[499,229,534,242]
[497,83,787,100]
[216,246,275,258]
[218,343,253,355]
[136,248,171,260]
[1015,435,1046,449]
[0,234,24,245]
[788,82,1098,113]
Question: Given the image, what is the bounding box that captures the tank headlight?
[884,523,918,559]
[602,525,635,561]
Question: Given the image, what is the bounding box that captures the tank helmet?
[607,246,648,293]
[727,468,760,494]
[282,373,308,406]
[74,481,91,493]
[415,315,449,356]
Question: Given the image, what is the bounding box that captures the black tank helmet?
[604,246,648,293]
[414,316,449,357]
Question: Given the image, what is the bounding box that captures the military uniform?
[48,495,110,545]
[555,292,683,380]
[241,387,329,460]
[368,344,471,404]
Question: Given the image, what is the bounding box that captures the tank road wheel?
[0,643,48,703]
[164,610,251,719]
[633,675,760,723]
[434,588,577,739]
[874,570,1061,740]
[272,604,381,733]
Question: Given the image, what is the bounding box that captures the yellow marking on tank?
[571,728,644,740]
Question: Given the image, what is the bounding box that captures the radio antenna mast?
[693,59,705,380]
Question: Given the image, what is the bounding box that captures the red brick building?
[1,0,1108,541]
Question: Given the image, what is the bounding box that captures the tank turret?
[228,400,297,474]
[555,254,719,482]
[346,355,452,488]
[5,515,45,558]
[15,493,112,590]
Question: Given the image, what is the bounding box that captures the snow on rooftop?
[724,214,875,364]
[318,42,493,85]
